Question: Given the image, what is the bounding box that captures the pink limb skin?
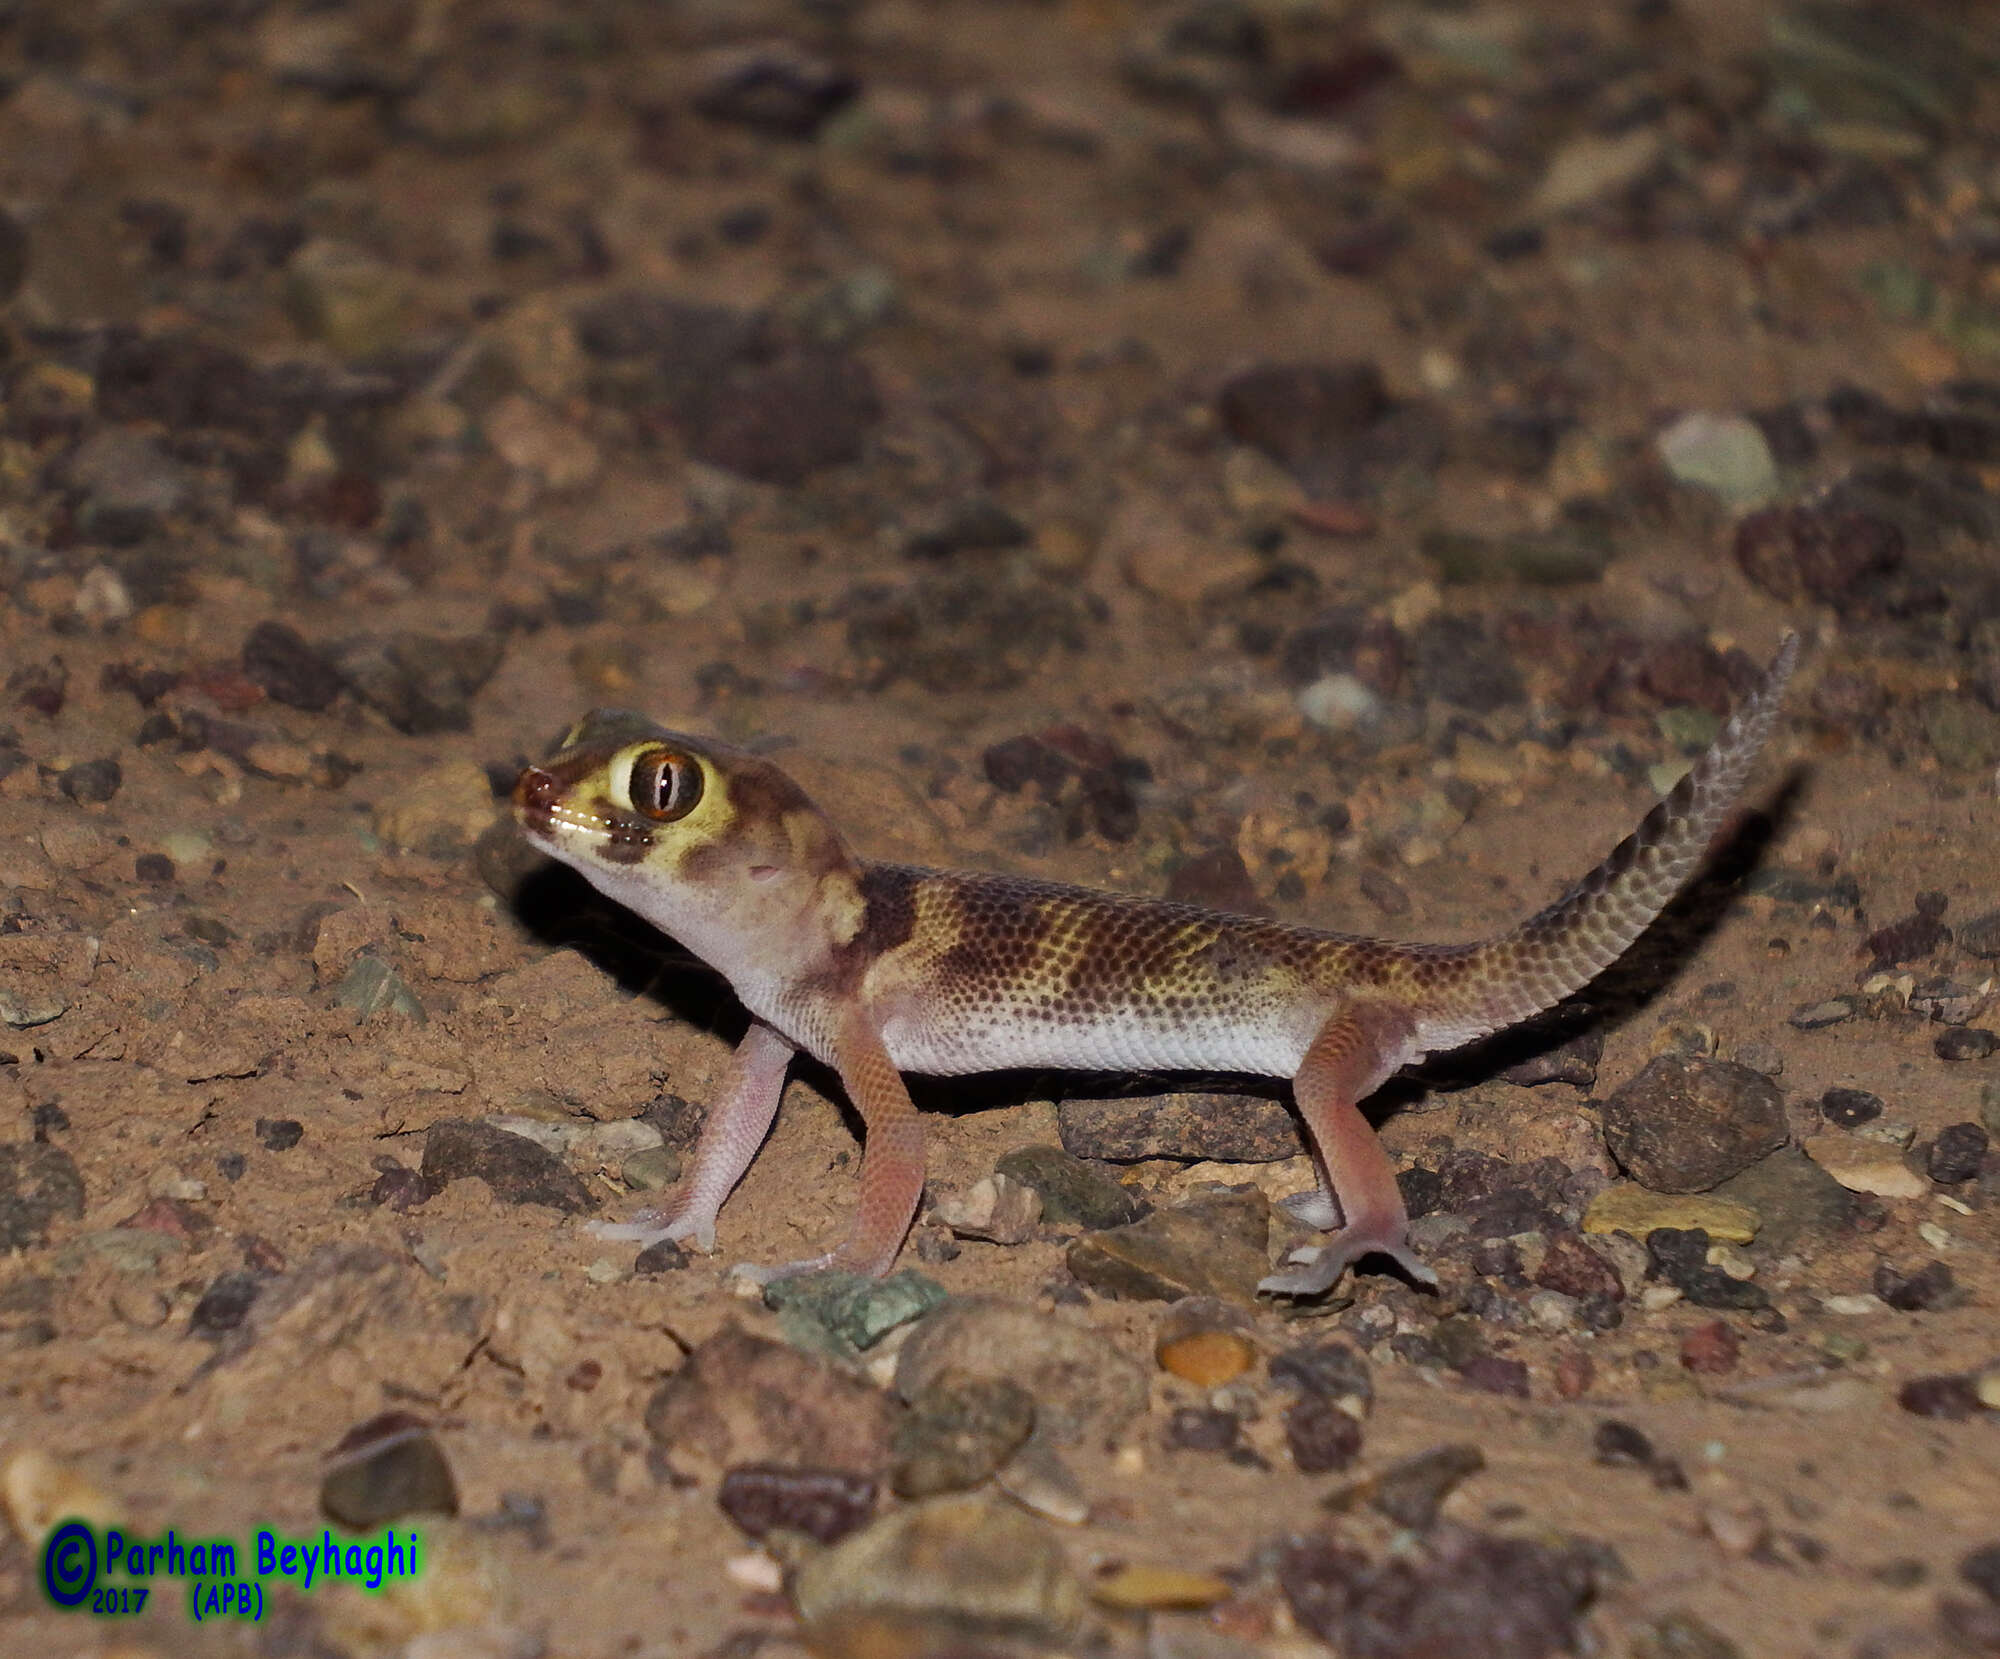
[1259,1001,1437,1298]
[588,1019,795,1253]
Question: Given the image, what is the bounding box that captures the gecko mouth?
[513,763,656,866]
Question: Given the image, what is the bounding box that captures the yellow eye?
[628,749,703,822]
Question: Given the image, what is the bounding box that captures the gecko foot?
[588,1206,717,1254]
[1258,1226,1440,1299]
[725,1252,838,1288]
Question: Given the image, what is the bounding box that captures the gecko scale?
[513,632,1798,1296]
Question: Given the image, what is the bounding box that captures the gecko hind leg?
[729,1006,926,1283]
[1260,1001,1434,1299]
[590,1019,795,1253]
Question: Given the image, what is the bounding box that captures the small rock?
[1270,1340,1374,1417]
[1929,1121,1991,1184]
[1959,911,2000,959]
[647,1324,898,1471]
[485,393,602,492]
[333,956,428,1023]
[1499,1028,1605,1089]
[0,1143,87,1249]
[1284,1395,1363,1475]
[890,1370,1037,1499]
[692,41,858,140]
[1280,1525,1597,1659]
[320,1411,459,1528]
[1056,1092,1301,1163]
[1936,1027,1999,1062]
[894,1297,1147,1446]
[58,758,123,804]
[1644,1229,1770,1311]
[1599,1056,1789,1192]
[1962,1544,2000,1605]
[1154,1299,1258,1387]
[717,1464,874,1545]
[420,1119,597,1214]
[1679,1320,1741,1375]
[242,620,344,711]
[933,1172,1042,1245]
[1733,1042,1785,1078]
[1873,1260,1956,1311]
[790,1493,1082,1646]
[1658,413,1778,506]
[1582,1184,1760,1245]
[1366,1443,1486,1531]
[189,1270,267,1339]
[327,631,503,736]
[1708,1147,1856,1252]
[1456,1355,1531,1398]
[1216,361,1389,471]
[373,760,496,854]
[1801,1135,1926,1199]
[1064,1188,1269,1304]
[0,986,69,1029]
[1592,1419,1658,1469]
[1865,904,1952,969]
[1164,1407,1241,1454]
[682,350,881,485]
[1090,1563,1232,1612]
[1733,505,1903,614]
[764,1269,948,1358]
[1531,127,1665,217]
[1897,1374,1986,1420]
[1789,998,1857,1030]
[1532,1232,1624,1302]
[1821,1087,1885,1129]
[993,1145,1146,1228]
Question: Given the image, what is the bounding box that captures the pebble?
[1284,1395,1363,1475]
[692,41,858,139]
[1789,997,1857,1029]
[1360,1442,1487,1530]
[1282,1527,1601,1659]
[1928,1122,1990,1184]
[1531,126,1665,216]
[1090,1564,1231,1611]
[890,1370,1037,1499]
[1873,1259,1956,1311]
[764,1269,948,1358]
[647,1325,898,1472]
[790,1493,1082,1646]
[1154,1299,1258,1387]
[1644,1230,1770,1311]
[1164,1406,1240,1455]
[0,986,68,1029]
[1733,505,1903,614]
[373,759,497,855]
[334,956,428,1024]
[718,1465,876,1546]
[58,757,123,804]
[240,620,344,711]
[1897,1374,1987,1420]
[894,1297,1147,1446]
[3,1448,121,1547]
[419,1119,596,1215]
[1582,1182,1759,1245]
[1065,1188,1270,1304]
[683,349,881,485]
[1924,696,2000,771]
[320,1411,459,1528]
[1056,1092,1300,1163]
[1531,1231,1625,1302]
[0,1142,86,1248]
[1215,360,1388,472]
[1709,1146,1856,1252]
[1599,1056,1788,1192]
[993,1144,1146,1228]
[1657,413,1778,505]
[1821,1087,1885,1129]
[326,631,504,736]
[1801,1135,1926,1199]
[1679,1321,1741,1375]
[1936,1027,1999,1062]
[1960,911,2000,959]
[933,1172,1042,1245]
[1863,898,1951,969]
[1270,1340,1374,1419]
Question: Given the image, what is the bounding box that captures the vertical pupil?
[652,760,675,812]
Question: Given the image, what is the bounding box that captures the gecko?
[512,631,1798,1296]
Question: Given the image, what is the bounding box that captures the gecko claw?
[588,1208,718,1253]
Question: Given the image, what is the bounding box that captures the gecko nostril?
[514,766,558,814]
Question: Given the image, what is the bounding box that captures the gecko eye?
[628,749,703,822]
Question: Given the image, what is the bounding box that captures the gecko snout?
[513,764,561,831]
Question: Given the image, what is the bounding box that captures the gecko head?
[514,710,859,941]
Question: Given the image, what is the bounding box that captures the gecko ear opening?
[629,749,704,822]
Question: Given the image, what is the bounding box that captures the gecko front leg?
[590,1018,796,1253]
[732,1004,926,1285]
[1260,1001,1434,1298]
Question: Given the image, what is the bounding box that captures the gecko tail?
[1414,631,1799,1050]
